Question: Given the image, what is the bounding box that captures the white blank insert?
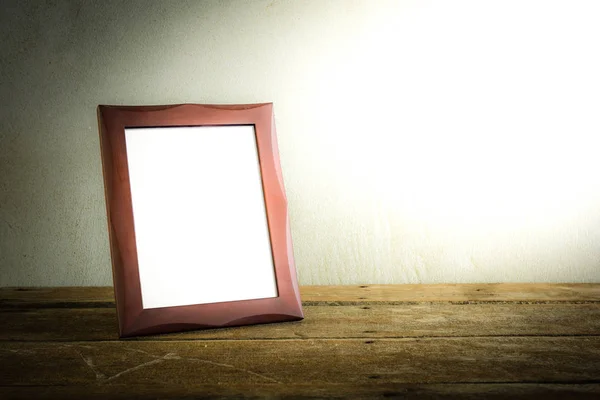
[124,126,278,309]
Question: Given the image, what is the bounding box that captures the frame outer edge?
[97,106,126,336]
[269,105,303,318]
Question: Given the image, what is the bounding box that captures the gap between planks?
[2,383,600,400]
[2,284,600,307]
[3,300,600,310]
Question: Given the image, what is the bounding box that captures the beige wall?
[1,0,599,286]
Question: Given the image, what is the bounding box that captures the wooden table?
[1,284,600,399]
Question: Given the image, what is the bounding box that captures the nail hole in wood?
[365,340,375,344]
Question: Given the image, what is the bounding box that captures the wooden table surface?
[1,284,600,399]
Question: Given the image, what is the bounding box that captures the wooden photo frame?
[97,103,303,337]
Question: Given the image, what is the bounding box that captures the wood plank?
[2,383,600,400]
[1,337,599,386]
[303,283,600,303]
[1,303,599,341]
[1,284,599,308]
[0,287,115,307]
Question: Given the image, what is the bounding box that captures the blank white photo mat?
[124,125,278,309]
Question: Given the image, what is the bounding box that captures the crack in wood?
[120,347,283,384]
[182,355,283,384]
[75,350,106,380]
[104,358,165,382]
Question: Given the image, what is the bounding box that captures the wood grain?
[302,283,600,303]
[1,337,599,386]
[1,303,599,341]
[1,283,599,307]
[1,284,599,399]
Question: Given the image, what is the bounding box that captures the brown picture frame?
[97,103,303,338]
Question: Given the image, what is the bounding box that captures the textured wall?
[1,0,599,286]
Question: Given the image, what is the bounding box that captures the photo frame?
[97,103,303,337]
